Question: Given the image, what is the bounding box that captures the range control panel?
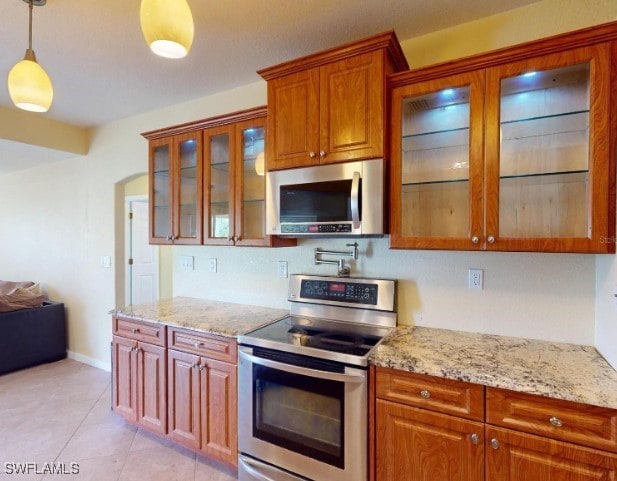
[300,279,378,305]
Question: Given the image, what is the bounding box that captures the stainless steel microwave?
[265,158,384,236]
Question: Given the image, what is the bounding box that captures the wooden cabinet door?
[149,136,174,244]
[319,51,384,164]
[484,44,613,253]
[266,68,320,170]
[234,116,269,246]
[390,71,485,250]
[112,336,137,422]
[376,399,484,481]
[172,132,203,245]
[136,342,167,435]
[199,358,237,466]
[486,426,617,481]
[167,349,201,449]
[203,125,236,245]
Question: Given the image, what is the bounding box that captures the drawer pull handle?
[470,433,479,445]
[490,438,500,450]
[420,390,431,399]
[549,416,563,427]
[194,342,202,348]
[131,328,139,334]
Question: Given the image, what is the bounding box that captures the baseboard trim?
[67,350,111,372]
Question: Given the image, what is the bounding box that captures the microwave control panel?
[281,223,352,234]
[300,279,378,305]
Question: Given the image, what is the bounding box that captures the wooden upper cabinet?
[143,107,295,248]
[389,24,616,253]
[145,131,203,245]
[260,31,408,171]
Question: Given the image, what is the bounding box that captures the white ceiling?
[0,0,539,174]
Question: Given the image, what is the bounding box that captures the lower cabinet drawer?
[376,367,485,421]
[168,327,237,363]
[113,316,166,346]
[486,387,617,453]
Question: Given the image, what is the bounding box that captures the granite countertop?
[371,326,617,409]
[115,296,289,337]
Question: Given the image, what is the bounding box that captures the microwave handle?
[351,171,361,229]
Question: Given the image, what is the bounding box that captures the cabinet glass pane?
[152,144,171,239]
[178,138,198,238]
[241,126,266,239]
[400,86,471,237]
[499,64,590,238]
[209,134,230,239]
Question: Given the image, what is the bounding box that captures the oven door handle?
[350,171,361,230]
[239,350,365,384]
[239,455,305,481]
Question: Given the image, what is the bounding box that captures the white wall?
[0,0,615,369]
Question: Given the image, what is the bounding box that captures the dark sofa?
[0,301,67,375]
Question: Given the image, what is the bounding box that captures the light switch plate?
[208,258,217,273]
[101,256,112,268]
[181,255,194,270]
[277,261,288,279]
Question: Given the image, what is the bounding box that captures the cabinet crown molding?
[258,30,408,80]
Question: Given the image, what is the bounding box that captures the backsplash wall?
[172,238,596,345]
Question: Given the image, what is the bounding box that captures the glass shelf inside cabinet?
[498,62,591,238]
[400,85,471,238]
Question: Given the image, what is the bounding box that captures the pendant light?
[140,0,194,59]
[7,0,53,113]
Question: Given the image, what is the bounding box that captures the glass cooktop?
[239,315,393,366]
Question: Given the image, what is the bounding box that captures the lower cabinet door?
[112,335,137,422]
[376,399,484,481]
[486,426,617,481]
[136,342,167,435]
[200,357,238,466]
[167,349,201,449]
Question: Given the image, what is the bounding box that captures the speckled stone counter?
[115,296,288,338]
[371,326,617,409]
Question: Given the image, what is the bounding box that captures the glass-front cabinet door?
[203,125,235,245]
[484,45,611,252]
[390,72,485,250]
[174,132,202,244]
[150,137,173,243]
[235,117,268,245]
[149,133,202,245]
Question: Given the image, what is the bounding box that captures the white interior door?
[128,200,159,305]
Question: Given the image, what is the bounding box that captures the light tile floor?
[0,359,237,481]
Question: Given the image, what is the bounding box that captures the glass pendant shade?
[140,0,194,59]
[8,51,53,113]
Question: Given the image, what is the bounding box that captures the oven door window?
[279,180,361,223]
[253,363,344,468]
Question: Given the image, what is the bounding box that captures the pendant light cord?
[28,0,33,51]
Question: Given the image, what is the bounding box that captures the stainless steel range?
[237,274,397,481]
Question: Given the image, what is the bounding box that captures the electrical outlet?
[181,255,194,270]
[468,268,483,290]
[101,256,112,268]
[277,261,288,279]
[208,258,217,273]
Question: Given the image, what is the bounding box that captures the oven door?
[238,346,367,481]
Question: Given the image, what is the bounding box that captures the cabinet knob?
[191,363,200,370]
[166,235,172,241]
[193,342,202,348]
[490,438,500,450]
[320,150,326,158]
[227,236,233,242]
[470,433,480,445]
[420,390,431,399]
[131,328,139,334]
[471,236,479,244]
[549,416,563,427]
[199,365,206,371]
[309,151,317,158]
[487,235,495,244]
